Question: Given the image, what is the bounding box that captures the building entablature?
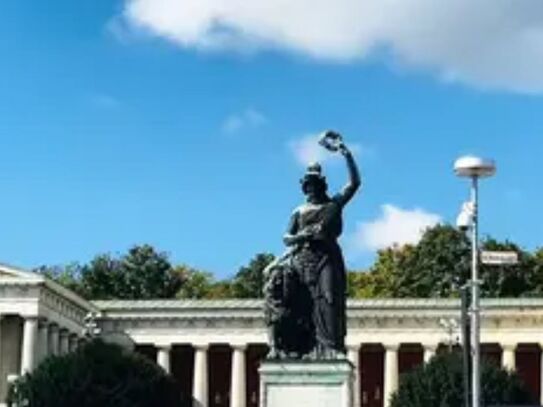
[0,263,97,333]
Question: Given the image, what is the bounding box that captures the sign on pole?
[481,251,519,266]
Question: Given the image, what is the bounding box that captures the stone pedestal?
[259,360,354,407]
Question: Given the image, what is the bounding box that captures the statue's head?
[300,162,328,199]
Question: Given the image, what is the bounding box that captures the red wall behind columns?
[208,345,232,407]
[399,344,423,376]
[516,344,541,404]
[246,344,269,407]
[481,343,501,367]
[361,345,385,407]
[171,345,195,407]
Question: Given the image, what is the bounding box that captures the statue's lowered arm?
[283,211,312,246]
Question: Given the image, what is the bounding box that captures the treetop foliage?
[349,225,543,299]
[38,245,275,300]
[38,225,543,300]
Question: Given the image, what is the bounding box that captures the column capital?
[38,318,50,328]
[49,322,60,331]
[346,343,362,351]
[383,343,400,351]
[422,342,439,351]
[502,343,517,351]
[193,343,209,351]
[231,343,247,351]
[156,344,172,351]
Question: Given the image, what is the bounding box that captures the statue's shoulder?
[292,204,307,215]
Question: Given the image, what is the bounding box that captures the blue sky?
[1,0,542,277]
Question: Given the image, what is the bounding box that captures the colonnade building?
[2,263,543,407]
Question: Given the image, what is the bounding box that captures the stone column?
[231,345,247,407]
[157,345,172,374]
[37,320,49,365]
[423,343,438,363]
[59,329,70,355]
[193,345,209,407]
[347,344,361,407]
[20,317,38,374]
[502,343,516,371]
[48,324,59,356]
[383,344,399,407]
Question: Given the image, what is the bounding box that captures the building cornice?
[94,298,543,312]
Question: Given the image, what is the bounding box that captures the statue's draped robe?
[288,196,347,353]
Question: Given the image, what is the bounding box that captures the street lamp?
[454,155,496,407]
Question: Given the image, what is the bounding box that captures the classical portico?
[3,266,543,407]
[95,298,543,407]
[0,264,95,405]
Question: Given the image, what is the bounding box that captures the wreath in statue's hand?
[318,130,343,152]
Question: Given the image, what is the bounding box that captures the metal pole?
[471,176,480,407]
[461,286,471,407]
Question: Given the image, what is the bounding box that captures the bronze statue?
[264,131,361,360]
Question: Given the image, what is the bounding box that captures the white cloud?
[119,0,543,93]
[288,133,330,166]
[350,204,441,252]
[221,108,267,134]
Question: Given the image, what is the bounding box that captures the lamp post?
[454,155,496,407]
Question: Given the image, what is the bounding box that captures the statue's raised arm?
[320,131,361,207]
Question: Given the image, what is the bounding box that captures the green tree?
[348,244,416,298]
[35,263,85,296]
[230,253,275,298]
[7,340,181,407]
[79,254,123,299]
[479,238,536,297]
[390,351,533,407]
[176,268,216,299]
[533,248,543,295]
[206,280,234,299]
[356,225,539,298]
[347,270,373,298]
[350,225,472,298]
[118,245,182,299]
[42,245,185,300]
[399,225,471,297]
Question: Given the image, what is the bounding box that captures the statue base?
[258,359,354,407]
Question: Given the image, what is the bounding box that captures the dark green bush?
[390,351,534,407]
[7,339,181,407]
